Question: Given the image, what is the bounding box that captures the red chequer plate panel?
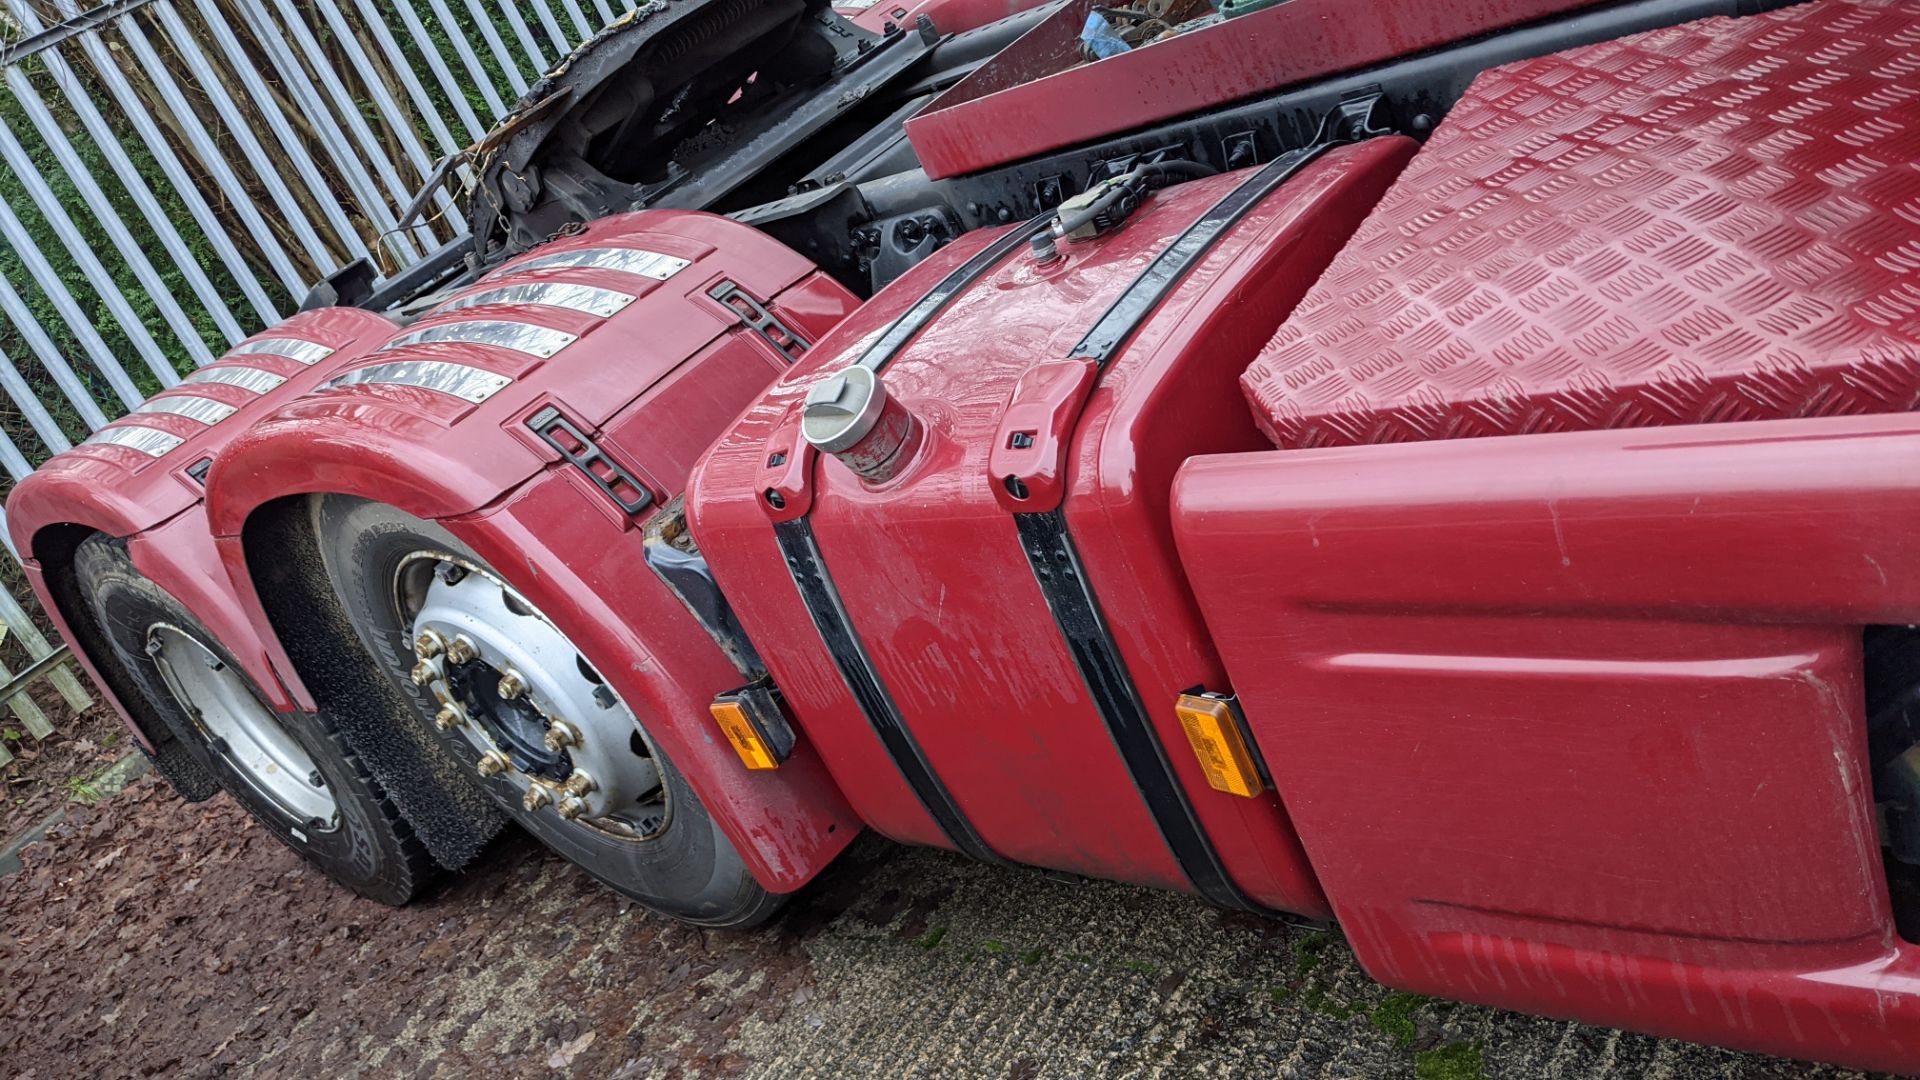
[1243,0,1920,447]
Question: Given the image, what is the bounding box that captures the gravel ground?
[0,776,1886,1079]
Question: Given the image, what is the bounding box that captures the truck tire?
[311,496,781,928]
[73,533,434,905]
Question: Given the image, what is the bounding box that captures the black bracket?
[708,281,811,363]
[528,406,654,516]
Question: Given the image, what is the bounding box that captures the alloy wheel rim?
[395,551,671,842]
[148,624,340,831]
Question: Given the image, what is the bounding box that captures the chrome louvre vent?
[136,395,238,425]
[228,337,335,365]
[494,247,690,282]
[85,425,185,457]
[437,282,637,318]
[378,320,578,359]
[323,360,511,404]
[184,366,288,393]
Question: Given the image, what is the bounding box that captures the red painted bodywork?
[1175,4,1920,1067]
[1244,0,1920,448]
[6,309,403,744]
[903,0,1603,179]
[9,0,1917,1065]
[689,140,1412,910]
[834,0,1038,35]
[1172,414,1920,1072]
[203,211,865,893]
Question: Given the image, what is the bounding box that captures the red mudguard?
[689,139,1413,912]
[1173,415,1920,1072]
[204,211,863,893]
[6,308,402,745]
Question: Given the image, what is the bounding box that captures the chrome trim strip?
[84,425,185,457]
[136,395,238,425]
[228,337,335,365]
[184,366,288,394]
[437,282,637,318]
[378,320,577,359]
[495,247,691,282]
[324,360,511,404]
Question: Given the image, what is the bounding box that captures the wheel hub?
[401,554,669,841]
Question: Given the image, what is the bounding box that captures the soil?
[0,776,1875,1080]
[0,689,125,841]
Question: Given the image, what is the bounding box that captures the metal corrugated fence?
[0,0,637,757]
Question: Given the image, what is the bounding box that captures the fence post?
[0,0,631,752]
[0,579,90,716]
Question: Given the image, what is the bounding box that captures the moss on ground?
[1416,1040,1486,1080]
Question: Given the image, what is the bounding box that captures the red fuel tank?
[690,136,1414,913]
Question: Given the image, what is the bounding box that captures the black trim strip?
[774,518,1005,865]
[1068,141,1339,369]
[1015,132,1364,913]
[1016,510,1258,912]
[854,211,1054,373]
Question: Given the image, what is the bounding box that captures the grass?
[65,769,102,805]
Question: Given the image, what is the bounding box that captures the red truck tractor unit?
[12,0,1920,1069]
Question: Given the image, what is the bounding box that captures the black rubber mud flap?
[241,497,509,872]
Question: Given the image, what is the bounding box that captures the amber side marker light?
[712,701,779,770]
[710,680,797,771]
[1175,691,1267,798]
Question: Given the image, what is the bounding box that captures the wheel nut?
[475,751,509,778]
[522,786,553,812]
[563,770,595,797]
[445,636,478,665]
[497,670,528,700]
[410,660,437,686]
[557,797,589,821]
[414,631,444,659]
[434,705,464,732]
[542,719,580,752]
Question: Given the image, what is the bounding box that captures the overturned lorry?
[12,0,1920,1069]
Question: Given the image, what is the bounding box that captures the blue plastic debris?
[1080,12,1131,59]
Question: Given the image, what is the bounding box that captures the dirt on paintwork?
[0,776,1887,1079]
